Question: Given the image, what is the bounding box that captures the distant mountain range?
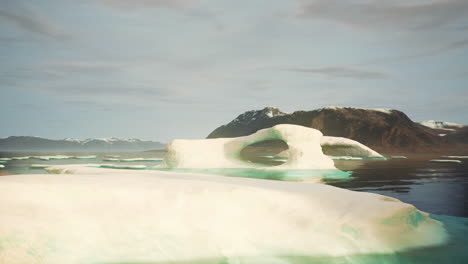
[207,107,467,152]
[0,137,165,152]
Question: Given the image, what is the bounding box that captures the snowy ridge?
[231,107,287,124]
[63,137,143,144]
[320,106,394,114]
[419,120,465,130]
[229,106,397,126]
[0,136,165,151]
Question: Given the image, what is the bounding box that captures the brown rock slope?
[207,107,466,152]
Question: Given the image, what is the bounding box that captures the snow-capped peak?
[231,107,286,124]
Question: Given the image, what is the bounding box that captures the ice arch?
[161,124,383,169]
[321,136,383,158]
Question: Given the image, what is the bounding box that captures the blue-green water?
[152,168,352,181]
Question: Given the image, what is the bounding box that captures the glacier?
[161,124,384,169]
[0,165,449,264]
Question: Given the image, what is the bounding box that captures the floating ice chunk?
[73,155,97,159]
[0,158,11,161]
[31,155,72,161]
[430,159,462,164]
[11,157,30,160]
[392,156,408,159]
[100,164,147,170]
[30,164,50,169]
[105,155,120,158]
[162,125,337,170]
[120,158,162,162]
[0,165,4,168]
[441,155,468,159]
[0,165,448,263]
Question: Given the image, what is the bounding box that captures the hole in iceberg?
[239,139,288,166]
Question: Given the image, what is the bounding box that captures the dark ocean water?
[327,154,468,218]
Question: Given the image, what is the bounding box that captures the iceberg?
[11,156,30,160]
[0,165,448,264]
[73,155,97,159]
[430,159,462,164]
[30,164,50,169]
[0,158,11,161]
[105,155,121,158]
[391,156,408,159]
[120,158,163,162]
[161,125,383,170]
[31,155,72,161]
[100,164,147,170]
[441,155,468,159]
[0,165,4,168]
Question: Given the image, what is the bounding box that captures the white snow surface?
[420,120,464,129]
[0,165,448,263]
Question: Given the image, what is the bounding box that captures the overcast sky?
[1,0,468,142]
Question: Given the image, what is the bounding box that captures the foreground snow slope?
[161,124,382,170]
[0,165,447,264]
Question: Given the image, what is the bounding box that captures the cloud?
[361,38,468,65]
[0,2,69,40]
[42,61,125,75]
[297,0,468,31]
[285,66,388,80]
[96,0,196,10]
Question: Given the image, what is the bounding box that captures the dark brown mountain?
[207,107,467,152]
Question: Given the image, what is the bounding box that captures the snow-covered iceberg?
[430,159,462,164]
[161,124,383,169]
[0,165,448,264]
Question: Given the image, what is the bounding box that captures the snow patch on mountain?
[420,120,464,130]
[321,107,394,114]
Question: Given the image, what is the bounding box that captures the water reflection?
[327,154,468,217]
